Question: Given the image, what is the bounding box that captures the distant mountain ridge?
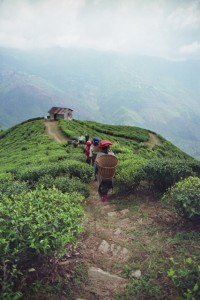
[0,47,200,159]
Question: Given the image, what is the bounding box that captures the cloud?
[167,0,200,29]
[179,41,200,54]
[0,0,200,59]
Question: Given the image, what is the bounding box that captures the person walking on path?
[84,140,92,164]
[95,140,117,202]
[90,137,101,167]
[78,133,85,144]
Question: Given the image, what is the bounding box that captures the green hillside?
[0,119,200,299]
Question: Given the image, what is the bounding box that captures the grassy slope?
[0,119,199,299]
[0,119,67,173]
[59,119,193,160]
[0,118,193,180]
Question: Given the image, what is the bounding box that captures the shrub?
[111,144,133,155]
[188,160,200,177]
[35,174,55,189]
[0,174,29,198]
[168,257,200,299]
[143,159,194,193]
[162,176,200,220]
[0,187,84,298]
[36,175,90,198]
[115,157,146,194]
[17,160,93,184]
[54,176,90,198]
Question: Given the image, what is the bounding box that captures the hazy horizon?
[0,0,200,60]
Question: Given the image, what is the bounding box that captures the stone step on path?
[83,186,134,299]
[98,239,129,259]
[87,267,128,299]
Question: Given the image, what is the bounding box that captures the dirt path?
[145,132,161,149]
[73,182,167,300]
[76,182,131,299]
[44,120,69,143]
[44,121,132,298]
[44,121,164,299]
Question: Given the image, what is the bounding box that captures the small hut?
[48,107,73,120]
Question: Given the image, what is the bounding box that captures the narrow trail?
[44,120,69,143]
[44,121,162,299]
[76,182,164,300]
[145,132,161,149]
[77,182,131,299]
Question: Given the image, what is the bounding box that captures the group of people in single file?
[77,133,117,202]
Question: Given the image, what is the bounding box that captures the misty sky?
[0,0,200,59]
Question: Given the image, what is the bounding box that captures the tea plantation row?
[0,118,200,299]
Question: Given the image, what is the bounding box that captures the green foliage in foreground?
[114,157,197,195]
[117,256,200,300]
[163,176,200,220]
[17,160,93,184]
[115,157,146,193]
[0,188,84,299]
[0,174,30,198]
[143,159,195,193]
[168,257,200,299]
[0,119,92,298]
[36,174,90,198]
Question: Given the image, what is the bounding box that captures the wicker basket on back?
[96,155,118,180]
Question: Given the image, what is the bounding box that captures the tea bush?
[53,176,90,198]
[75,120,150,142]
[162,176,200,220]
[17,160,93,184]
[115,157,146,193]
[143,159,194,193]
[168,257,200,299]
[0,173,29,198]
[35,174,55,189]
[37,175,90,198]
[111,144,133,155]
[188,160,200,177]
[0,187,84,298]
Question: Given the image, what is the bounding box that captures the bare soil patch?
[145,132,161,149]
[44,120,69,143]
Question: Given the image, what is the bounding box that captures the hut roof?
[48,107,73,114]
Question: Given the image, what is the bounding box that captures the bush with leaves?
[54,176,90,198]
[17,160,93,184]
[35,174,55,189]
[143,159,194,193]
[0,187,84,298]
[168,257,200,299]
[37,175,90,198]
[188,160,200,177]
[162,176,200,220]
[0,173,29,198]
[115,157,146,194]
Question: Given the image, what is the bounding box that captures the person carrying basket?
[90,137,101,167]
[95,140,118,202]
